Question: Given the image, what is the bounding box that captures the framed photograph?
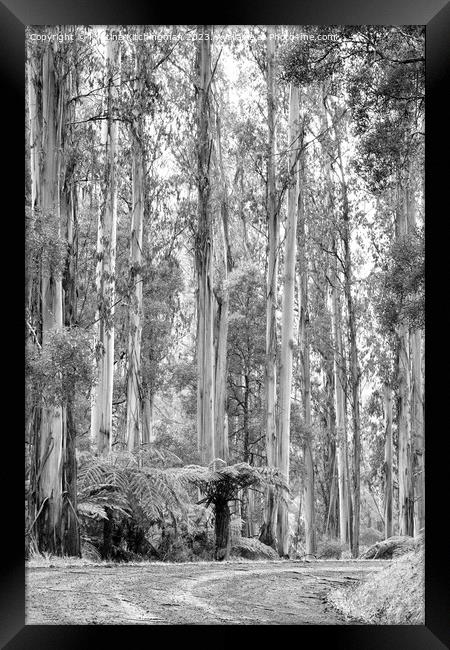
[1,0,448,647]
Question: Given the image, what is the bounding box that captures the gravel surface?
[26,559,390,625]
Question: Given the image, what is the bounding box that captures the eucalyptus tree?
[126,30,146,451]
[347,26,425,537]
[277,84,302,556]
[91,33,122,456]
[260,25,280,549]
[27,34,68,553]
[195,26,216,464]
[297,148,316,557]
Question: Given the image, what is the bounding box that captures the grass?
[26,551,295,569]
[328,545,424,624]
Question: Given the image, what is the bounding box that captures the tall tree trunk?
[337,143,361,558]
[126,39,145,452]
[396,181,414,536]
[195,25,215,465]
[329,242,349,545]
[411,327,424,535]
[28,44,65,554]
[260,26,279,548]
[60,60,80,556]
[383,384,393,539]
[92,36,121,456]
[213,113,232,462]
[406,162,424,536]
[277,84,301,557]
[298,155,316,557]
[323,99,349,547]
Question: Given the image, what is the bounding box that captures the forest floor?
[26,559,391,625]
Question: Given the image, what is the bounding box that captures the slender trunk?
[325,454,339,538]
[396,181,414,536]
[213,114,232,462]
[29,44,65,554]
[338,145,361,558]
[142,389,154,445]
[406,162,424,536]
[329,246,349,545]
[260,26,279,548]
[323,99,349,547]
[241,374,251,536]
[92,36,121,456]
[195,25,215,465]
[126,40,145,452]
[298,155,315,556]
[411,327,424,535]
[60,56,81,557]
[383,384,393,539]
[277,85,301,557]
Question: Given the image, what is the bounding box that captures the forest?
[25,24,424,578]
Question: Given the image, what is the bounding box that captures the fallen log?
[359,534,423,559]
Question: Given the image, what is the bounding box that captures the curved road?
[26,559,389,625]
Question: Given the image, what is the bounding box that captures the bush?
[360,527,384,546]
[328,544,424,624]
[317,538,346,559]
[230,537,278,560]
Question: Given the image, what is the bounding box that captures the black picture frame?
[2,0,449,647]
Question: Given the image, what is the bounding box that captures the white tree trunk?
[396,181,414,536]
[213,113,232,463]
[329,248,349,545]
[196,26,215,465]
[260,27,279,549]
[277,84,301,557]
[126,40,145,452]
[92,36,121,456]
[383,384,393,539]
[298,155,316,557]
[406,163,424,536]
[29,44,64,552]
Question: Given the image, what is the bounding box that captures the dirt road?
[26,559,389,625]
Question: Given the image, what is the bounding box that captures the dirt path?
[26,560,390,625]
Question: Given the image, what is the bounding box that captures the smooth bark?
[91,36,121,456]
[260,26,279,549]
[195,26,215,465]
[396,182,414,536]
[383,384,393,539]
[298,155,316,557]
[213,113,232,463]
[29,44,65,554]
[126,38,145,452]
[277,84,301,557]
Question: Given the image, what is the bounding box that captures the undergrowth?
[328,545,424,624]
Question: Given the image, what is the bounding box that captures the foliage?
[77,450,190,559]
[26,328,95,406]
[376,228,424,332]
[329,544,424,624]
[316,538,346,559]
[176,460,287,507]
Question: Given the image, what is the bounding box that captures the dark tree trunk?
[214,499,231,561]
[101,507,114,559]
[62,396,81,556]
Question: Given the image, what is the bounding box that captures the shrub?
[231,537,278,560]
[317,538,346,559]
[328,544,424,624]
[359,527,384,547]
